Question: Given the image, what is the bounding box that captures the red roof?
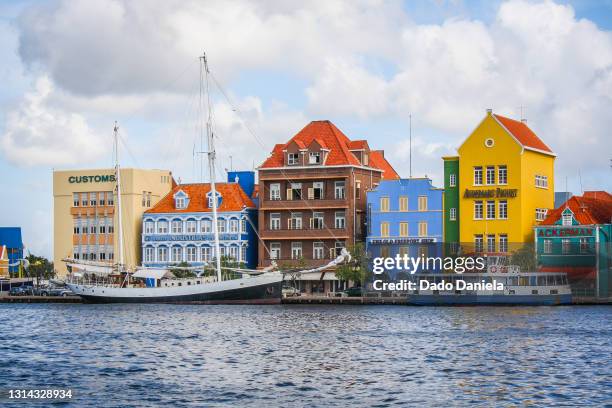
[583,191,612,202]
[146,183,255,214]
[493,114,554,154]
[369,150,400,180]
[260,120,398,179]
[541,193,612,225]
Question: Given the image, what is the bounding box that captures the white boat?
[64,54,350,304]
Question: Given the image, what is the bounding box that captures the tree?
[510,243,536,272]
[169,261,196,278]
[24,254,55,280]
[334,242,371,286]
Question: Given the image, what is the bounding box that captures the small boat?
[405,257,572,306]
[63,54,351,304]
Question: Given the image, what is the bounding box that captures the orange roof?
[541,193,612,225]
[369,150,400,180]
[583,191,612,202]
[493,114,554,154]
[260,120,398,179]
[145,183,255,214]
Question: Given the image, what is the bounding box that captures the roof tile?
[146,183,255,214]
[493,114,553,154]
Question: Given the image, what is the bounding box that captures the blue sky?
[1,0,611,258]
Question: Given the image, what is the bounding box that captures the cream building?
[53,168,174,276]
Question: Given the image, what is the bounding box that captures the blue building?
[366,178,444,275]
[0,227,24,274]
[141,172,258,269]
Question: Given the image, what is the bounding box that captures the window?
[449,208,457,221]
[99,192,106,206]
[380,246,390,258]
[543,239,552,254]
[499,234,508,253]
[380,197,390,212]
[207,193,220,209]
[562,213,573,226]
[201,247,211,262]
[270,183,281,200]
[270,213,281,230]
[418,222,428,237]
[241,246,247,262]
[289,212,302,230]
[399,246,409,257]
[311,212,324,229]
[381,222,390,237]
[270,243,281,260]
[228,246,239,261]
[562,239,571,254]
[201,219,212,233]
[334,181,346,199]
[186,220,197,233]
[157,220,168,234]
[175,197,186,209]
[498,166,507,184]
[499,200,508,219]
[399,222,408,237]
[106,192,114,206]
[171,246,183,262]
[90,192,97,206]
[486,200,495,219]
[241,219,247,233]
[535,208,547,221]
[144,221,155,234]
[487,234,496,253]
[474,166,483,185]
[334,241,345,256]
[186,247,197,262]
[418,196,428,211]
[474,201,483,219]
[80,193,88,207]
[474,235,484,252]
[486,166,495,185]
[287,183,302,200]
[580,238,589,254]
[73,219,80,234]
[229,219,239,233]
[309,152,321,164]
[171,220,183,234]
[158,247,169,262]
[310,182,324,200]
[217,219,226,233]
[291,242,302,259]
[535,175,548,188]
[73,193,79,207]
[142,191,147,207]
[288,153,299,165]
[335,211,346,229]
[313,242,325,260]
[355,181,361,199]
[449,174,456,187]
[399,196,408,211]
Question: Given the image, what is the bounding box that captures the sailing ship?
[63,54,351,304]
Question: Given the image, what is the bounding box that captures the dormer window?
[173,190,189,210]
[207,191,222,209]
[288,153,299,165]
[562,212,573,226]
[309,152,321,164]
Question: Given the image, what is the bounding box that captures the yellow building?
[53,168,174,276]
[444,109,555,253]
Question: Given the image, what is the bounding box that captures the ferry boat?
[63,54,351,304]
[406,259,572,306]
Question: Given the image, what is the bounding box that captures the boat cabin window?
[519,277,529,286]
[550,289,558,295]
[529,276,537,286]
[537,276,546,286]
[532,290,538,294]
[197,281,201,285]
[178,282,182,286]
[547,275,556,286]
[187,281,191,285]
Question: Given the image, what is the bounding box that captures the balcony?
[259,256,338,268]
[260,198,348,210]
[260,227,349,240]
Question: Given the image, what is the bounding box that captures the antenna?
[578,169,583,195]
[518,105,526,122]
[409,114,412,178]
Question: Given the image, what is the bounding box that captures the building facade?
[0,227,23,275]
[443,110,555,254]
[53,168,174,276]
[257,120,399,294]
[366,178,443,275]
[535,191,612,298]
[142,173,258,269]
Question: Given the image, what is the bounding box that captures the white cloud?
[0,76,109,167]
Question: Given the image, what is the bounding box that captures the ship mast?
[201,53,223,282]
[113,122,125,273]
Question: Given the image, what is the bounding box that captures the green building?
[442,156,459,253]
[534,191,612,299]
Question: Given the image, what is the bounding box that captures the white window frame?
[270,213,281,230]
[288,153,299,165]
[449,174,456,187]
[334,211,346,229]
[270,183,281,200]
[313,242,325,260]
[291,242,302,260]
[449,208,457,221]
[157,220,169,234]
[474,201,483,220]
[270,243,281,260]
[498,166,507,185]
[309,152,321,164]
[498,200,508,219]
[486,200,495,220]
[334,181,346,199]
[474,166,483,186]
[486,166,495,185]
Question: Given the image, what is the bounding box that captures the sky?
[1,0,611,258]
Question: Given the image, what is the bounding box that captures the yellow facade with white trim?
[457,112,555,248]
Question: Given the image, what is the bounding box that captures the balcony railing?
[260,198,349,210]
[260,227,349,239]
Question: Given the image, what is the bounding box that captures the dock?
[283,296,408,305]
[0,294,83,303]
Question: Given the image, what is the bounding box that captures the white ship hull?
[66,273,283,304]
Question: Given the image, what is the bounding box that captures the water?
[1,304,610,407]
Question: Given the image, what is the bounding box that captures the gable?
[458,114,523,157]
